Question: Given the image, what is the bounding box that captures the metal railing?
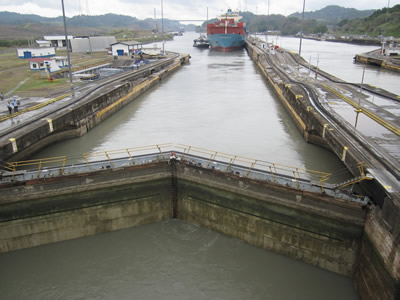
[1,143,330,181]
[1,144,173,179]
[81,143,172,169]
[175,144,332,190]
[0,93,72,122]
[322,84,400,136]
[0,143,370,204]
[6,156,67,181]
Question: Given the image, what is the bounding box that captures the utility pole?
[161,0,164,54]
[354,67,366,129]
[384,0,390,37]
[154,8,157,32]
[298,0,306,57]
[61,0,74,96]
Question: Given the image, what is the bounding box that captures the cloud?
[0,2,62,17]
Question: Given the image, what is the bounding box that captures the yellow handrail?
[5,144,333,187]
[0,93,72,122]
[176,144,331,183]
[322,84,400,136]
[8,156,67,180]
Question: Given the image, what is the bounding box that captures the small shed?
[28,56,68,72]
[28,58,47,71]
[111,41,143,56]
[17,47,55,59]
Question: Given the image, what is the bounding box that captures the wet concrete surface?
[250,37,400,196]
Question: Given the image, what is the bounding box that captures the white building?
[28,56,68,72]
[35,40,52,48]
[16,47,55,59]
[70,36,117,53]
[111,41,143,56]
[43,35,73,49]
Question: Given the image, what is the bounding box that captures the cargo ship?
[207,9,247,51]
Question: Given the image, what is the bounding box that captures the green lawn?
[0,49,112,96]
[16,77,70,93]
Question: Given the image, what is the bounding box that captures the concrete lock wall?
[0,56,187,162]
[176,163,365,276]
[0,163,172,253]
[0,161,366,276]
[245,42,365,177]
[4,159,399,299]
[354,207,400,300]
[245,41,400,300]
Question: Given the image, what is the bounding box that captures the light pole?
[161,0,165,54]
[381,0,390,55]
[354,67,366,129]
[61,0,74,96]
[298,0,306,57]
[384,0,390,36]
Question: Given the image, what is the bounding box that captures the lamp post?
[384,0,390,37]
[61,0,74,96]
[298,0,306,57]
[161,0,165,54]
[354,67,366,129]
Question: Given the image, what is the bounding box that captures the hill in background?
[289,5,375,23]
[217,5,399,37]
[1,4,399,44]
[0,11,194,40]
[335,5,400,37]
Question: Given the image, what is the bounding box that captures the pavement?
[267,45,400,161]
[356,49,400,72]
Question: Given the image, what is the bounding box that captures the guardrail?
[322,84,400,136]
[0,144,369,204]
[175,144,332,189]
[0,93,72,123]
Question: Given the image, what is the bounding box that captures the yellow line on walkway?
[0,93,72,123]
[167,63,181,73]
[96,76,160,118]
[322,84,400,136]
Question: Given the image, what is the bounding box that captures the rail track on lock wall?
[254,43,400,197]
[284,50,400,102]
[0,53,181,138]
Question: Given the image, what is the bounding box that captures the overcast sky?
[0,0,399,22]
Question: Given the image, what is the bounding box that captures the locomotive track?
[0,53,180,138]
[255,43,400,195]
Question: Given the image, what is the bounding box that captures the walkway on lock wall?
[247,37,400,205]
[0,143,370,205]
